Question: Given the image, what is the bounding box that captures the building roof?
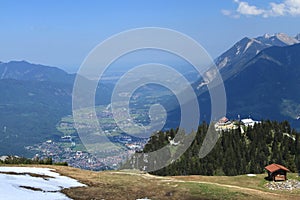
[218,117,229,123]
[265,163,290,173]
[241,118,254,124]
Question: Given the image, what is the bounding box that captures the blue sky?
[1,0,300,72]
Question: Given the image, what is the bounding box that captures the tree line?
[126,120,300,176]
[0,155,68,166]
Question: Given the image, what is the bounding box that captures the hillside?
[215,33,299,82]
[0,165,299,199]
[126,120,300,177]
[16,165,299,200]
[0,79,73,156]
[0,61,75,83]
[188,42,300,129]
[225,43,300,128]
[0,61,113,156]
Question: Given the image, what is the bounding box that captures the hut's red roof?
[265,163,290,173]
[218,117,229,123]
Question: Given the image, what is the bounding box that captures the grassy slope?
[1,164,299,199]
[39,166,299,200]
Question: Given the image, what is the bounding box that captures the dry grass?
[172,174,300,199]
[19,185,44,192]
[56,167,194,200]
[0,171,54,179]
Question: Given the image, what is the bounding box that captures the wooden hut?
[265,163,290,181]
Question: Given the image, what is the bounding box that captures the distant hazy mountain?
[0,61,112,156]
[0,61,74,156]
[0,61,75,83]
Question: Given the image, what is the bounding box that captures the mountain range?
[225,43,300,126]
[1,32,300,156]
[0,61,112,156]
[0,61,74,83]
[195,33,300,128]
[217,33,300,121]
[216,33,299,75]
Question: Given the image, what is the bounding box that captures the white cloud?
[221,9,241,18]
[221,9,232,16]
[285,0,300,15]
[236,1,264,15]
[269,3,286,16]
[222,0,300,18]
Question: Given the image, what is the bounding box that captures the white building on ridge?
[241,118,260,127]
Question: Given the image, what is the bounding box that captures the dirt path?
[111,171,289,200]
[172,179,282,199]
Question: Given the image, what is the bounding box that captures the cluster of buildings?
[27,139,108,171]
[27,132,148,171]
[214,116,261,132]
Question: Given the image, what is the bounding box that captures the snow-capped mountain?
[256,33,299,46]
[215,33,300,71]
[191,42,300,129]
[195,32,300,96]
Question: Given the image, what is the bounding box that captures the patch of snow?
[217,57,229,68]
[243,38,263,53]
[197,68,218,90]
[247,174,256,177]
[263,33,272,39]
[275,33,299,45]
[236,46,241,55]
[0,167,86,200]
[197,81,209,89]
[243,40,254,53]
[253,38,262,45]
